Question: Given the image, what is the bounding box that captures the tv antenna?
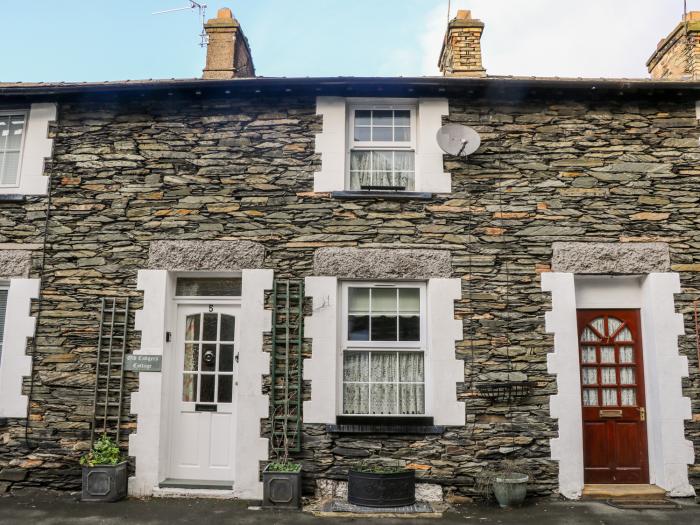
[436,124,481,157]
[153,1,208,47]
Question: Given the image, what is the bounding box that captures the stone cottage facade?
[0,8,698,501]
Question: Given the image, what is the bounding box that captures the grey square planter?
[262,465,302,510]
[81,462,128,502]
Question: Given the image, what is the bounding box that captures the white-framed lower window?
[0,284,7,364]
[347,104,417,191]
[0,111,27,187]
[340,282,427,416]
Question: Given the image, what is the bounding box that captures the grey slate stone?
[551,242,670,274]
[313,248,452,279]
[148,240,265,271]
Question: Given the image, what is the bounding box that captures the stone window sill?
[327,416,445,434]
[331,191,433,201]
[0,195,27,202]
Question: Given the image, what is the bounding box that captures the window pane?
[183,374,197,402]
[602,389,617,406]
[580,327,599,342]
[184,344,199,371]
[581,346,596,363]
[370,352,396,382]
[371,288,396,314]
[399,384,424,414]
[395,171,415,191]
[218,375,233,403]
[220,315,235,341]
[6,117,25,150]
[372,127,393,141]
[185,314,200,341]
[348,288,370,313]
[601,368,616,385]
[616,327,632,341]
[398,316,420,341]
[200,375,215,403]
[373,110,393,126]
[354,126,371,141]
[344,352,369,382]
[201,344,217,372]
[355,110,371,126]
[607,317,622,337]
[219,344,234,372]
[372,150,393,172]
[394,127,410,142]
[202,314,218,340]
[398,288,419,313]
[175,278,241,297]
[620,368,635,385]
[619,346,634,363]
[0,151,20,185]
[0,289,7,349]
[581,368,597,385]
[371,315,397,341]
[370,384,397,414]
[343,384,369,414]
[350,150,372,171]
[394,110,410,126]
[348,315,369,340]
[621,388,636,406]
[583,389,598,406]
[600,347,615,363]
[398,352,424,382]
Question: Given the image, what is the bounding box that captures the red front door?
[577,309,649,484]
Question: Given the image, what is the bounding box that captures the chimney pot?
[202,5,255,79]
[456,10,471,20]
[438,10,486,77]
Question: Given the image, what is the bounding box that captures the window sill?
[331,191,433,201]
[0,194,27,202]
[327,416,444,435]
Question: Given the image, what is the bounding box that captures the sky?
[0,0,694,82]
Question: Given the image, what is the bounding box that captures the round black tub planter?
[348,469,416,508]
[81,461,128,502]
[262,465,302,510]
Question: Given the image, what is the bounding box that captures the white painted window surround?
[0,103,56,196]
[304,277,464,425]
[542,273,695,499]
[314,97,451,193]
[0,278,40,418]
[128,269,272,499]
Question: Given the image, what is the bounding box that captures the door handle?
[639,407,646,421]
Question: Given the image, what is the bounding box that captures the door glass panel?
[621,388,636,406]
[601,368,616,385]
[219,344,234,372]
[607,317,622,337]
[220,315,235,341]
[581,346,596,363]
[175,277,242,297]
[580,327,599,342]
[590,317,605,336]
[184,344,199,371]
[203,314,218,341]
[619,346,634,363]
[583,389,598,406]
[218,375,233,403]
[581,368,597,385]
[600,347,615,363]
[183,374,197,402]
[201,344,217,372]
[200,374,215,402]
[616,327,632,341]
[620,368,635,384]
[185,314,200,341]
[602,388,617,406]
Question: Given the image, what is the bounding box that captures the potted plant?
[477,460,529,508]
[80,435,127,502]
[262,423,302,509]
[348,462,415,508]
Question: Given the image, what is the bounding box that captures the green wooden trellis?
[270,279,304,457]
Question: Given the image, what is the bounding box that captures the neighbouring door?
[577,309,649,484]
[168,304,239,482]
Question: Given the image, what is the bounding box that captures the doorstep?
[153,479,235,499]
[309,499,445,518]
[582,484,667,500]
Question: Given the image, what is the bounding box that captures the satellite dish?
[436,124,481,156]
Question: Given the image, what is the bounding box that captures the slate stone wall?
[0,92,699,498]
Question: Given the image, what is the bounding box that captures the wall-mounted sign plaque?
[124,355,162,372]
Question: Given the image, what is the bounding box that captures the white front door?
[168,304,239,482]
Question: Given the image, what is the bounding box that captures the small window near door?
[175,278,241,297]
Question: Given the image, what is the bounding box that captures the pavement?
[0,490,698,525]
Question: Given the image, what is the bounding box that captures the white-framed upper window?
[0,111,28,188]
[340,282,427,416]
[347,104,417,191]
[0,284,8,365]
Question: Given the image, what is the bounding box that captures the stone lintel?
[313,248,452,279]
[551,242,670,274]
[0,250,32,280]
[148,240,265,272]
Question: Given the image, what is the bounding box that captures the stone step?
[582,484,667,500]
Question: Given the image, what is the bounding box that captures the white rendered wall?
[313,97,451,193]
[0,278,40,418]
[233,269,273,499]
[5,103,57,196]
[543,272,695,499]
[303,276,339,424]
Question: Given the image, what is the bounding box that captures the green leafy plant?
[352,461,408,474]
[266,462,302,473]
[80,435,123,467]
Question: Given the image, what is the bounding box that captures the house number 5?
[208,305,214,312]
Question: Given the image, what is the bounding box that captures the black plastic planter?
[262,465,302,509]
[348,469,415,507]
[81,462,128,502]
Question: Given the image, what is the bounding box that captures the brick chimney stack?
[203,7,255,79]
[438,10,486,77]
[647,11,700,80]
